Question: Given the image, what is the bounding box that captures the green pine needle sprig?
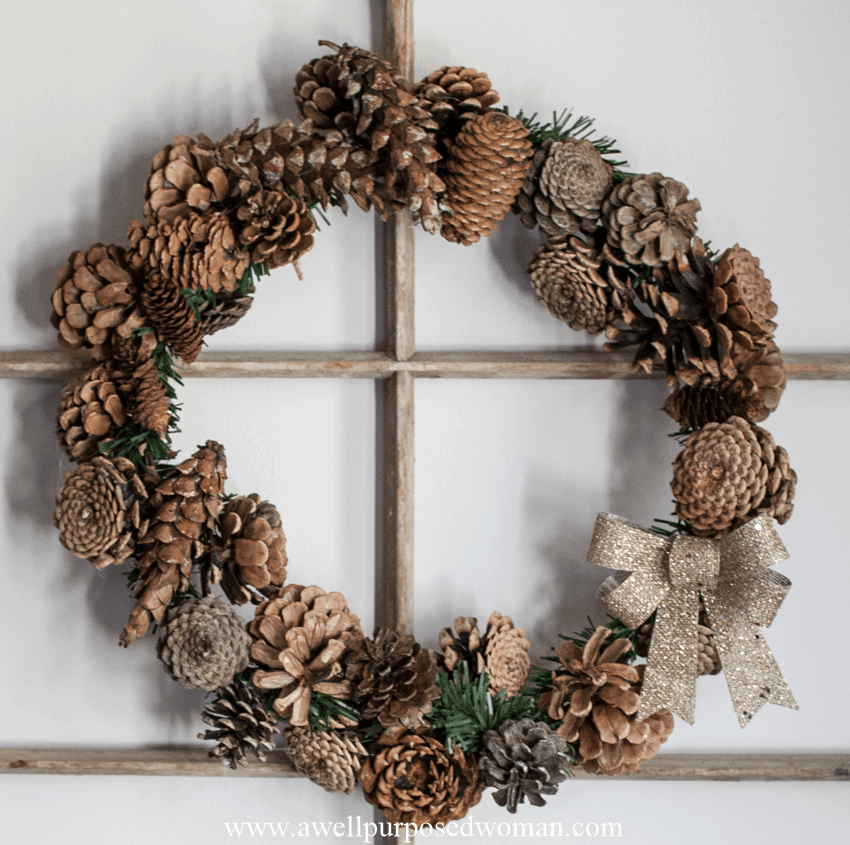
[305,692,361,733]
[650,516,691,537]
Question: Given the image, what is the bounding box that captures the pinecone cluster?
[439,611,531,697]
[539,627,674,775]
[671,416,796,537]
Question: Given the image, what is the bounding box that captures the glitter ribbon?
[588,512,798,727]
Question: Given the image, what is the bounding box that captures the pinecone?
[217,494,288,605]
[56,364,128,463]
[633,605,722,676]
[54,455,148,568]
[156,596,251,690]
[137,271,204,364]
[359,730,483,825]
[516,138,613,235]
[479,718,571,812]
[481,612,531,697]
[527,234,630,335]
[249,584,363,725]
[440,111,533,245]
[294,42,443,232]
[708,244,777,339]
[538,626,673,775]
[283,726,367,794]
[234,190,315,269]
[198,285,255,336]
[198,681,279,769]
[127,210,250,294]
[663,340,787,427]
[601,172,701,266]
[438,616,485,675]
[671,416,795,537]
[121,441,227,646]
[123,330,173,439]
[50,243,147,360]
[345,628,440,728]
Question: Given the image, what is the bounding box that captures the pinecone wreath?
[345,628,440,728]
[283,726,368,794]
[479,719,571,812]
[359,730,483,825]
[538,626,674,775]
[198,681,279,769]
[156,596,251,690]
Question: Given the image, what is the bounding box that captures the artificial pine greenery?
[305,691,361,732]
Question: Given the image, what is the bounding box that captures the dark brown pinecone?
[516,138,613,236]
[633,605,721,676]
[663,340,787,427]
[156,596,251,690]
[601,172,701,266]
[345,628,440,728]
[199,681,279,769]
[283,726,368,794]
[440,111,533,245]
[480,719,571,812]
[198,285,255,336]
[137,271,203,364]
[538,626,673,775]
[359,729,483,825]
[54,455,148,569]
[50,243,147,360]
[528,234,630,334]
[249,584,362,725]
[57,364,128,463]
[708,244,777,339]
[216,494,288,605]
[234,190,315,270]
[438,616,485,674]
[127,210,250,295]
[294,41,443,232]
[121,441,227,646]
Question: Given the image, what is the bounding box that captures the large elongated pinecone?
[671,416,795,537]
[199,682,279,769]
[54,455,148,569]
[121,441,227,646]
[516,138,613,235]
[480,719,571,812]
[217,494,288,605]
[663,340,786,427]
[249,584,363,725]
[50,244,147,360]
[438,612,531,697]
[284,726,367,794]
[156,596,251,690]
[440,112,532,245]
[359,730,483,825]
[528,234,630,335]
[345,628,440,728]
[137,271,203,364]
[601,172,701,266]
[538,627,673,775]
[57,364,128,463]
[294,42,443,232]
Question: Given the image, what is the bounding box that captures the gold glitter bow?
[587,512,797,727]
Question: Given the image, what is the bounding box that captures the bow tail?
[636,586,700,725]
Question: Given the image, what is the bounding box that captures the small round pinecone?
[481,612,531,697]
[218,494,288,605]
[156,596,251,691]
[249,584,363,725]
[440,111,533,245]
[198,681,279,769]
[234,190,315,270]
[708,244,777,339]
[50,243,147,359]
[438,616,485,674]
[53,455,148,568]
[415,66,500,135]
[516,138,613,235]
[750,424,797,525]
[480,719,571,812]
[283,726,367,794]
[57,364,128,463]
[345,628,440,728]
[601,172,701,266]
[198,286,255,337]
[359,730,483,826]
[528,234,629,334]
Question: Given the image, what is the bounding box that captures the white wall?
[1,1,848,843]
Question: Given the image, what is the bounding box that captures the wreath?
[49,41,798,824]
